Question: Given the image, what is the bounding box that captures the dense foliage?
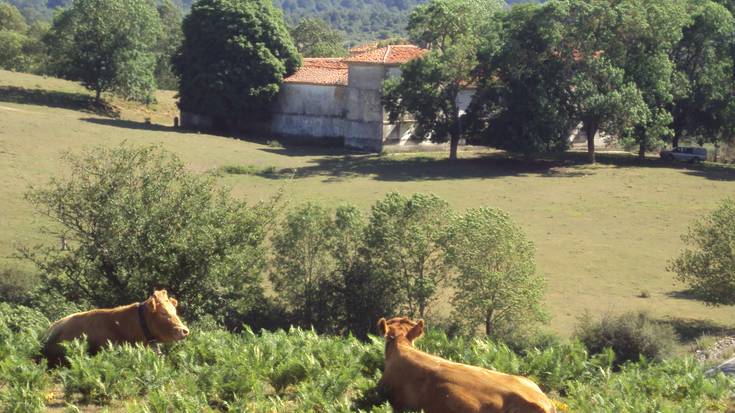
[44,0,162,103]
[0,2,47,73]
[21,145,275,323]
[173,0,301,122]
[384,0,504,160]
[669,197,735,305]
[444,207,547,340]
[1,302,733,412]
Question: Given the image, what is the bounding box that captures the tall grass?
[0,304,733,412]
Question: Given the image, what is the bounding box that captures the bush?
[575,311,677,367]
[22,144,275,323]
[669,197,735,306]
[0,265,37,305]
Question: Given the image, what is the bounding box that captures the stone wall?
[269,83,349,142]
[343,64,387,152]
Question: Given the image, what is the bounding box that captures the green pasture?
[1,69,734,338]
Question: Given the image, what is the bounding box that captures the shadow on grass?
[250,149,735,182]
[0,86,119,117]
[662,317,735,343]
[81,117,185,134]
[666,288,706,301]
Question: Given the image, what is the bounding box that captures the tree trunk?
[449,102,461,161]
[585,122,597,164]
[449,133,459,161]
[484,309,494,337]
[672,132,680,148]
[639,142,646,160]
[95,88,101,104]
[714,142,720,162]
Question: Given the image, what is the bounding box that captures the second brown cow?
[377,316,556,413]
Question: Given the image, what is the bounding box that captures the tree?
[332,205,398,339]
[44,0,162,103]
[383,0,504,161]
[21,145,274,322]
[671,1,735,156]
[383,42,477,160]
[154,0,184,90]
[290,17,347,57]
[270,202,340,330]
[572,57,649,164]
[407,0,503,51]
[556,0,650,164]
[0,30,26,71]
[363,192,451,319]
[443,207,547,339]
[173,0,301,123]
[668,198,735,306]
[610,0,689,159]
[468,2,578,157]
[0,2,27,32]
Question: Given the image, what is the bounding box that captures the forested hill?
[272,0,425,43]
[8,0,539,44]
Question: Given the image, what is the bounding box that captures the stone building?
[269,44,428,151]
[181,44,429,152]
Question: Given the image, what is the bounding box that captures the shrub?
[575,311,677,367]
[669,197,735,306]
[0,265,37,305]
[21,144,275,322]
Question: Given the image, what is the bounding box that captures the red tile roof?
[345,45,427,65]
[283,45,427,86]
[284,58,349,86]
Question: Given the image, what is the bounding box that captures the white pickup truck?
[659,146,707,163]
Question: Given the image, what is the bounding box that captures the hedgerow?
[0,303,732,413]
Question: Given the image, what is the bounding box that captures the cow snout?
[176,327,190,339]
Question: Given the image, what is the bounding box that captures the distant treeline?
[6,0,540,43]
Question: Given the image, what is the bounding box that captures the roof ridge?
[383,45,391,64]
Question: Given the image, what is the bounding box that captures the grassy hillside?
[1,69,735,339]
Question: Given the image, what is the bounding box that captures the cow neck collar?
[137,301,156,343]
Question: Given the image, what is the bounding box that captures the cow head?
[144,289,189,342]
[377,316,424,346]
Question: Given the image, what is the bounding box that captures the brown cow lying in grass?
[41,289,189,367]
[377,317,556,413]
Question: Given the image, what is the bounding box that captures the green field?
[1,69,734,339]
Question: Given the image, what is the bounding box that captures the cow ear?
[169,298,178,308]
[377,318,388,337]
[147,296,157,312]
[407,320,424,341]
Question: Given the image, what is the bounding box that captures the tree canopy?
[384,0,504,160]
[290,17,348,57]
[173,0,301,122]
[44,0,162,103]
